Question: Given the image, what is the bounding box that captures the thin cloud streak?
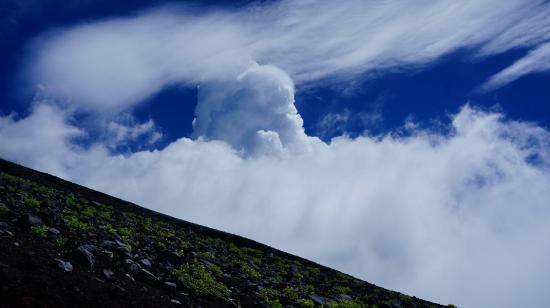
[25,0,550,111]
[481,42,550,91]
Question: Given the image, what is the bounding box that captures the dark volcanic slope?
[0,158,448,308]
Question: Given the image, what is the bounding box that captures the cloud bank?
[3,98,550,308]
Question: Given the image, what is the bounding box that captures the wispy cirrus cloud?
[25,0,550,112]
[481,42,550,91]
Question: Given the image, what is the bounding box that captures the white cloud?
[481,42,550,91]
[24,0,550,112]
[0,104,86,177]
[192,64,317,155]
[104,116,162,149]
[5,1,550,307]
[2,99,550,308]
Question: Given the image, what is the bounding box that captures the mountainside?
[0,158,447,308]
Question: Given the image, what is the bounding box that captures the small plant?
[301,284,315,294]
[142,217,152,230]
[236,260,261,280]
[117,226,132,238]
[326,300,362,308]
[65,195,78,207]
[25,197,41,209]
[260,287,280,306]
[30,225,47,237]
[206,262,223,277]
[174,262,230,299]
[54,237,67,247]
[332,285,352,295]
[283,286,299,300]
[297,299,314,308]
[97,210,112,220]
[175,248,186,257]
[102,223,117,236]
[65,215,88,231]
[81,206,97,218]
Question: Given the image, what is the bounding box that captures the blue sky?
[2,0,549,148]
[1,1,550,307]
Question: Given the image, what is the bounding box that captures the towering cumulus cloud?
[2,1,550,307]
[192,65,317,155]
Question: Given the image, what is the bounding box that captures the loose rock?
[18,214,44,229]
[163,281,177,292]
[70,246,95,269]
[54,259,73,272]
[139,269,157,283]
[103,269,114,279]
[139,258,152,269]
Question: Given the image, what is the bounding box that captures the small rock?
[18,214,44,229]
[139,269,157,283]
[123,259,141,274]
[38,208,60,225]
[115,239,129,248]
[54,259,73,272]
[101,240,117,249]
[101,250,114,260]
[125,273,135,281]
[163,281,177,292]
[175,277,191,291]
[158,251,182,267]
[70,246,95,269]
[158,261,174,271]
[80,244,97,252]
[103,269,114,279]
[309,294,326,305]
[113,284,126,292]
[46,227,60,235]
[170,299,181,305]
[117,246,132,257]
[13,242,19,247]
[139,258,152,269]
[0,222,9,231]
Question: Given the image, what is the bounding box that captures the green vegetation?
[174,262,230,299]
[260,287,281,306]
[81,206,96,218]
[297,299,315,308]
[283,286,299,300]
[326,300,363,308]
[332,285,352,295]
[25,197,40,209]
[236,259,262,280]
[54,237,67,247]
[30,225,47,237]
[65,195,78,207]
[64,214,88,231]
